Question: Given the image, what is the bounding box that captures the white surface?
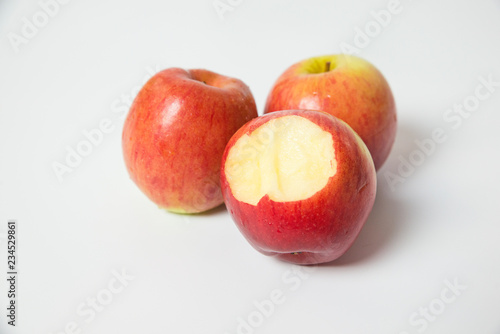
[1,0,500,333]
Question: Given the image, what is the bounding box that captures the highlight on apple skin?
[220,110,377,265]
[264,54,397,170]
[122,68,258,214]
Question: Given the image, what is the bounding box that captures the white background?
[1,0,500,333]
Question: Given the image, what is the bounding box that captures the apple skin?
[122,68,258,214]
[264,54,396,170]
[220,110,377,265]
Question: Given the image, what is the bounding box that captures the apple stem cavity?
[325,61,331,73]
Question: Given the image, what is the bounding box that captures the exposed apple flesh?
[221,110,377,264]
[225,115,336,205]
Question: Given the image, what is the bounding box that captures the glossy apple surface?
[264,54,396,170]
[221,110,376,264]
[123,68,257,214]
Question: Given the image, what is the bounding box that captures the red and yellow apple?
[264,54,397,170]
[220,110,376,264]
[122,68,258,214]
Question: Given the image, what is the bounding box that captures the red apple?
[122,68,258,214]
[220,110,376,264]
[264,54,397,170]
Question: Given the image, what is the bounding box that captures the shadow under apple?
[177,202,228,217]
[319,120,425,266]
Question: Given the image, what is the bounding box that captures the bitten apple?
[264,54,396,170]
[220,110,376,264]
[122,68,257,214]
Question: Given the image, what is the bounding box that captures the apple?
[122,68,258,214]
[220,110,376,264]
[264,54,397,170]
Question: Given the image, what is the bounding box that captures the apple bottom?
[154,176,223,214]
[227,194,370,265]
[261,249,352,266]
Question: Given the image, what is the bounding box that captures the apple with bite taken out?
[220,110,376,264]
[122,68,258,214]
[264,54,396,170]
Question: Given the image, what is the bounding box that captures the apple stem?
[325,61,331,72]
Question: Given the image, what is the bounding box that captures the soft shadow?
[319,120,425,266]
[188,203,227,217]
[323,183,406,266]
[380,121,424,175]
